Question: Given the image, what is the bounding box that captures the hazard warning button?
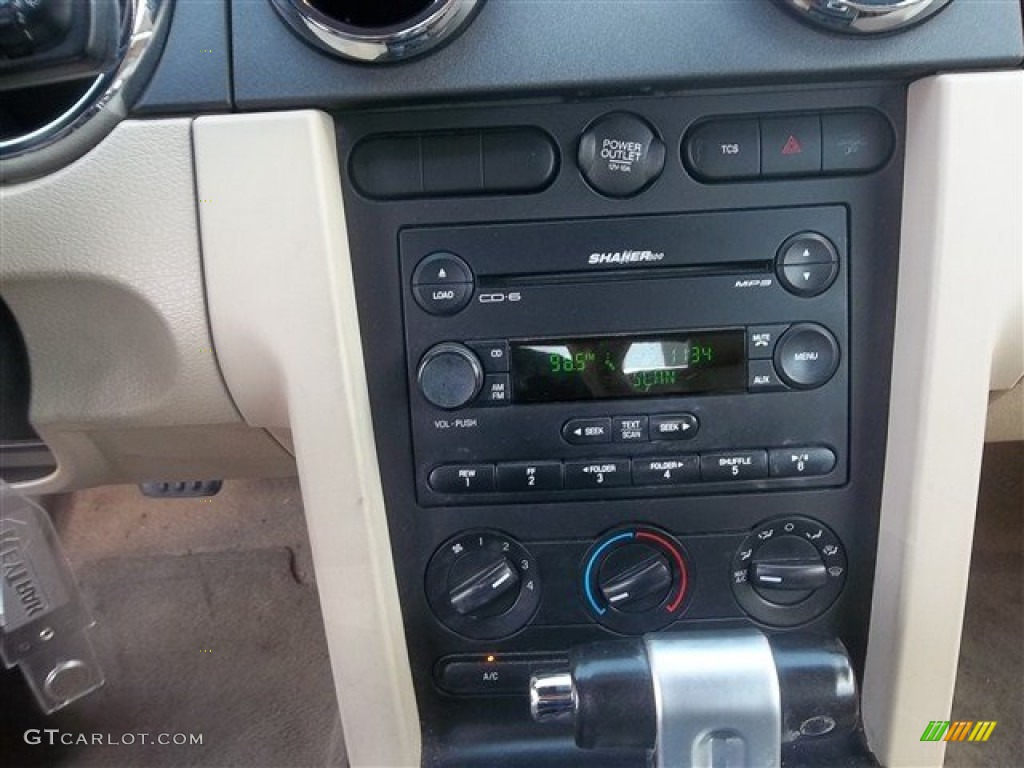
[760,115,822,177]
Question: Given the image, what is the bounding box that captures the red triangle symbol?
[781,135,803,155]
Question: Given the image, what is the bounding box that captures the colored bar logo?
[921,721,997,742]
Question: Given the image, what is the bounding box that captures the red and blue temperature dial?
[581,526,691,634]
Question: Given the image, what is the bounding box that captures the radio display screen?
[510,330,746,403]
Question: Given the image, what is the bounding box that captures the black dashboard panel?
[229,0,1021,109]
[336,83,906,766]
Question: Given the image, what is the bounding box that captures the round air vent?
[777,0,953,34]
[271,0,483,63]
[0,0,170,183]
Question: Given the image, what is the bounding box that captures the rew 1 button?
[429,465,495,494]
[578,112,666,198]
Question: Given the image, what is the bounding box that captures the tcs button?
[684,118,760,180]
[578,112,666,198]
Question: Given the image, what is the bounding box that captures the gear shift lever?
[530,629,858,768]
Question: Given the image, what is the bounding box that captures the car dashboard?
[1,2,1022,767]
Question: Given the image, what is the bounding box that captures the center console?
[337,82,905,765]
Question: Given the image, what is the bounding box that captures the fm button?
[578,113,666,198]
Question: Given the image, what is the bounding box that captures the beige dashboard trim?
[862,71,1024,767]
[193,112,420,768]
[1,119,294,492]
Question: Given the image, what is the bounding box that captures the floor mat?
[946,441,1023,768]
[1,479,344,768]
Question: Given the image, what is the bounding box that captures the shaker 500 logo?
[588,249,665,265]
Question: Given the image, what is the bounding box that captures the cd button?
[632,456,699,486]
[613,416,649,443]
[649,413,699,441]
[562,418,613,445]
[467,340,509,373]
[565,460,630,489]
[700,451,769,482]
[497,462,563,492]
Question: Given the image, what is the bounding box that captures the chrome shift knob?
[529,672,575,722]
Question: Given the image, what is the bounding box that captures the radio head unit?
[401,207,849,506]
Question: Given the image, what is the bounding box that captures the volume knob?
[417,342,484,410]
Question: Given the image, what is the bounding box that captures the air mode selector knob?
[417,342,484,410]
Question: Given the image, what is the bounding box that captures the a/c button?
[439,659,533,694]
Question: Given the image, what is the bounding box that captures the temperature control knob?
[582,526,690,634]
[598,543,673,614]
[426,531,541,640]
[417,342,483,410]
